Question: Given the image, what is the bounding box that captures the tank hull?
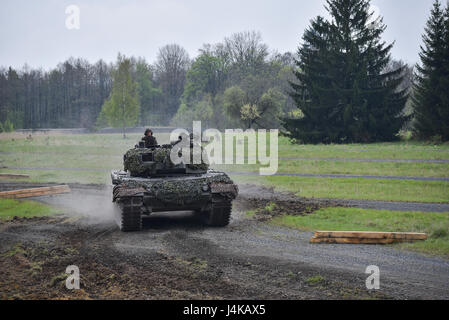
[111,169,238,231]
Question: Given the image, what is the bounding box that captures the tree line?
[0,55,164,130]
[0,59,111,130]
[1,0,447,144]
[0,33,298,132]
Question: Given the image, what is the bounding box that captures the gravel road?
[3,183,448,299]
[0,182,448,299]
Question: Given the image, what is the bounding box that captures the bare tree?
[154,44,190,120]
[224,31,269,71]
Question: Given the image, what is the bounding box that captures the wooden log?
[0,185,69,194]
[0,185,71,199]
[313,231,427,241]
[310,237,398,244]
[0,173,30,179]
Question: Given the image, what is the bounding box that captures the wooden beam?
[0,173,30,179]
[310,237,398,244]
[313,231,427,241]
[0,185,71,199]
[310,230,427,244]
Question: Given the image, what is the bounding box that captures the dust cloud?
[41,186,119,225]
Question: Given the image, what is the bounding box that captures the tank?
[111,137,239,231]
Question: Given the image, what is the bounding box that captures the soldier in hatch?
[142,128,158,148]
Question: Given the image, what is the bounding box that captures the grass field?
[0,198,58,219]
[270,207,449,257]
[276,136,449,160]
[1,131,448,257]
[1,132,448,202]
[232,175,449,203]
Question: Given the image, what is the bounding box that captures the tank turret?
[123,136,209,177]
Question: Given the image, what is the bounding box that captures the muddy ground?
[0,183,448,300]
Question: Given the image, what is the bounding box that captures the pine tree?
[412,0,449,141]
[442,3,449,139]
[284,0,409,143]
[99,55,140,138]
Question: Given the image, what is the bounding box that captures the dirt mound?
[243,199,328,221]
[235,184,344,221]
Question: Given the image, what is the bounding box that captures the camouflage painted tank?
[111,139,238,232]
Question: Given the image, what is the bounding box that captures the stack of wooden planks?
[0,185,71,199]
[310,231,427,244]
[0,173,30,179]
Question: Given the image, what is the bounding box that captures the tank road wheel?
[115,197,143,232]
[204,202,232,227]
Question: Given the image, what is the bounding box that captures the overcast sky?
[0,0,438,70]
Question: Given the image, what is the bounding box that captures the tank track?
[204,200,232,227]
[115,196,143,232]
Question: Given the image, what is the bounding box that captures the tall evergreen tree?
[443,3,449,138]
[412,0,449,141]
[284,0,409,143]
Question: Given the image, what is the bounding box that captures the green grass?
[264,201,276,212]
[277,136,449,160]
[271,207,449,257]
[0,133,155,185]
[231,175,449,203]
[0,133,156,155]
[202,134,449,160]
[217,160,449,177]
[3,150,447,180]
[1,133,448,202]
[0,152,121,170]
[246,209,256,218]
[0,199,58,219]
[0,168,110,185]
[306,275,326,286]
[277,160,449,177]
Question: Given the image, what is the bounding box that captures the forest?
[1,0,448,143]
[0,32,303,131]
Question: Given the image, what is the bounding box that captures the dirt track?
[0,183,448,300]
